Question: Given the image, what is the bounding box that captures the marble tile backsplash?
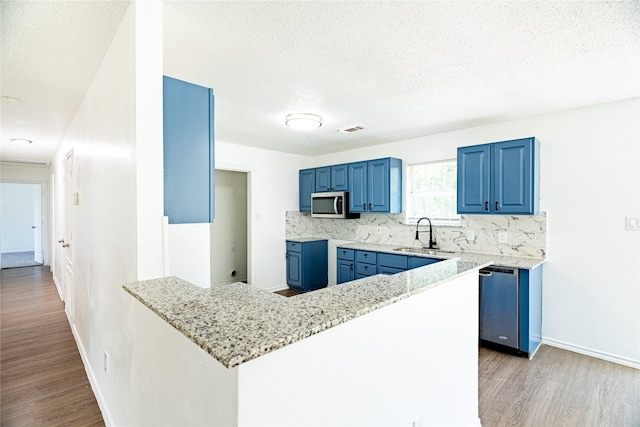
[286,211,547,258]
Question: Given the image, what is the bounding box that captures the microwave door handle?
[333,197,339,214]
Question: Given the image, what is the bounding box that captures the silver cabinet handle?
[479,270,493,277]
[62,243,70,248]
[58,239,65,243]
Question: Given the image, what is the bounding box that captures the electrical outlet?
[104,351,109,374]
[466,230,475,242]
[626,217,640,231]
[498,231,508,244]
[376,226,382,235]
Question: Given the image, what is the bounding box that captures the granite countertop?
[123,258,488,369]
[337,241,546,270]
[286,236,328,243]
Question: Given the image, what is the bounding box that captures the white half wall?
[312,98,640,367]
[237,271,480,427]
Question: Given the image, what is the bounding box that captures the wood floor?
[1,266,104,426]
[479,345,640,426]
[2,267,638,426]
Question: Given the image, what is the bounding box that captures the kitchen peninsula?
[124,258,488,426]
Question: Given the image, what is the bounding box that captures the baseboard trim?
[52,274,63,300]
[542,337,640,370]
[67,317,114,426]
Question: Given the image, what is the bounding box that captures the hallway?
[0,266,104,426]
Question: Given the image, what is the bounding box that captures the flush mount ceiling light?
[285,113,322,130]
[9,138,33,145]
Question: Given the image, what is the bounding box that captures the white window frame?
[405,159,461,226]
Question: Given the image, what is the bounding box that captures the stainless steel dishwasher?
[479,266,519,349]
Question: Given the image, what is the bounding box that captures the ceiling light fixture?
[285,113,322,130]
[9,138,33,145]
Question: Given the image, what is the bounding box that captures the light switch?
[626,217,640,231]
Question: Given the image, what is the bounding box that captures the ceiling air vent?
[337,124,368,134]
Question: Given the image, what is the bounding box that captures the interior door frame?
[213,164,251,286]
[0,179,50,267]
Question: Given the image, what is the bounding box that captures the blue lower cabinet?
[336,248,355,284]
[408,256,441,269]
[377,253,408,273]
[286,240,328,292]
[355,262,376,278]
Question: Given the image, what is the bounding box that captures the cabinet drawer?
[378,265,405,275]
[408,256,441,269]
[355,250,377,264]
[337,248,355,261]
[355,262,376,276]
[286,241,303,253]
[377,253,408,269]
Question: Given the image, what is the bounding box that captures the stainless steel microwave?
[311,192,360,219]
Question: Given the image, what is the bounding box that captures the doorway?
[0,182,44,269]
[210,170,248,286]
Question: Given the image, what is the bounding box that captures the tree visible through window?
[408,160,459,222]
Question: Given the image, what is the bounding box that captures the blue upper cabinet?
[457,137,540,215]
[163,76,215,224]
[348,161,368,212]
[349,158,402,213]
[315,164,348,192]
[457,144,491,214]
[299,168,315,212]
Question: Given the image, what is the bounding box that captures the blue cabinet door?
[331,164,348,191]
[286,250,303,290]
[316,164,348,192]
[348,161,368,212]
[368,158,389,212]
[337,259,355,284]
[163,76,215,224]
[458,138,539,215]
[457,144,491,214]
[494,138,535,214]
[315,166,331,192]
[299,169,315,211]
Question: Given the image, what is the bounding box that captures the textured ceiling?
[2,1,639,163]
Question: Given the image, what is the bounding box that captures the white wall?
[211,170,248,286]
[216,141,311,290]
[0,183,36,252]
[313,98,640,367]
[51,2,166,425]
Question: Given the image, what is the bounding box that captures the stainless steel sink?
[392,247,455,256]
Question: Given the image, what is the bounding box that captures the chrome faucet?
[415,217,437,249]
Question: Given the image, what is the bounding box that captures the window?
[407,160,459,223]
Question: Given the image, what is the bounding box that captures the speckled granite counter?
[286,236,328,243]
[123,258,488,369]
[337,242,546,270]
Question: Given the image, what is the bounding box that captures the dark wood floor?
[1,266,104,426]
[2,268,638,426]
[479,345,640,426]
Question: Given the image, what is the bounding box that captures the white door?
[62,151,75,320]
[33,184,43,263]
